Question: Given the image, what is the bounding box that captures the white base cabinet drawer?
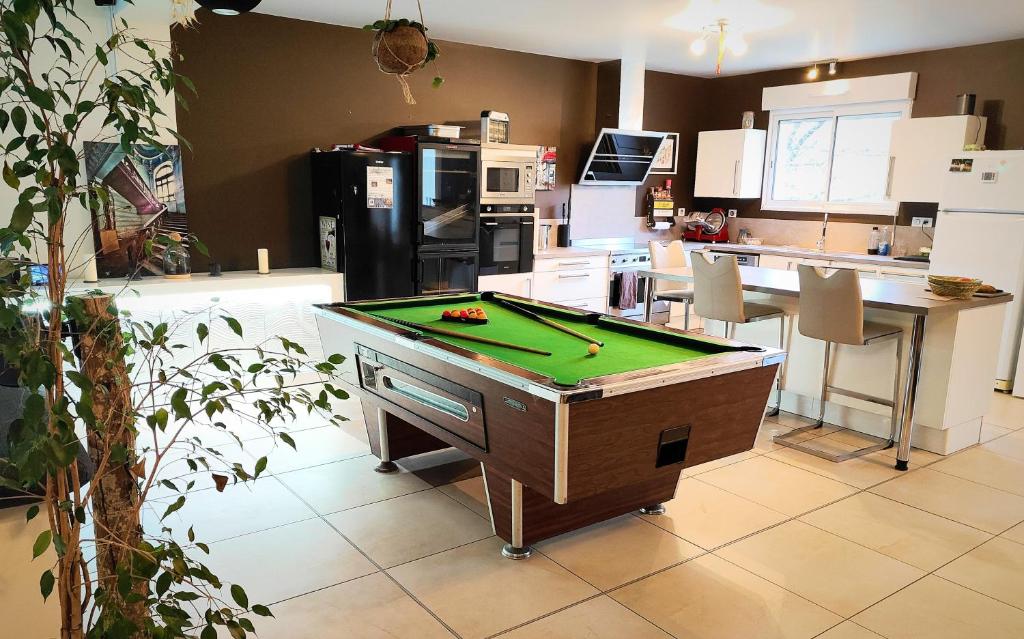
[479,273,533,297]
[533,269,607,302]
[534,255,608,272]
[560,297,607,312]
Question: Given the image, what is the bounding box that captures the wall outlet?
[911,217,934,228]
[677,207,686,216]
[727,209,738,217]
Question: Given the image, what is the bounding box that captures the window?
[763,102,909,213]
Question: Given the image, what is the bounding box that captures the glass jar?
[162,233,191,280]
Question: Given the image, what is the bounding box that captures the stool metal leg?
[683,299,690,331]
[766,315,785,417]
[816,341,831,426]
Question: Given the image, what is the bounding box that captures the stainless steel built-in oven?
[480,143,537,206]
[479,212,534,275]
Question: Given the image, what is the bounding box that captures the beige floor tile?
[276,455,431,515]
[645,478,788,550]
[611,553,841,639]
[204,518,376,604]
[328,489,493,568]
[717,520,923,617]
[682,449,759,476]
[855,575,1024,639]
[815,621,885,638]
[389,538,597,639]
[876,444,944,466]
[870,468,1024,534]
[770,411,840,435]
[536,516,703,590]
[800,492,991,571]
[929,446,1024,496]
[398,448,482,486]
[981,423,1014,444]
[149,477,317,543]
[699,456,857,516]
[937,537,1024,609]
[495,595,672,639]
[242,425,369,474]
[1003,521,1024,545]
[767,439,906,489]
[753,422,823,453]
[438,475,491,519]
[255,572,455,639]
[985,393,1024,430]
[982,429,1024,461]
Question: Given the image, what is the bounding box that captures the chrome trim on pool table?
[314,304,786,403]
[553,401,570,505]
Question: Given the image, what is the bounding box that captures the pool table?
[314,292,784,558]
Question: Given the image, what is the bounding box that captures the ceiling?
[253,0,1024,77]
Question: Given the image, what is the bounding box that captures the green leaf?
[155,571,173,596]
[3,163,19,189]
[196,323,209,343]
[25,505,39,522]
[254,456,267,478]
[251,604,274,617]
[327,353,344,365]
[0,110,8,132]
[230,583,249,609]
[161,496,186,521]
[10,200,33,233]
[11,106,26,134]
[170,388,191,420]
[95,44,108,66]
[222,315,243,338]
[40,570,55,601]
[200,626,217,639]
[432,76,445,89]
[32,530,52,559]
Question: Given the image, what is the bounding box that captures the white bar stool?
[691,252,786,414]
[648,240,694,329]
[774,264,903,462]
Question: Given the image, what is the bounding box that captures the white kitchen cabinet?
[756,254,791,270]
[887,115,986,203]
[694,129,767,199]
[532,256,608,311]
[479,273,533,298]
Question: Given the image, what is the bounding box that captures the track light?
[806,64,819,81]
[828,60,838,75]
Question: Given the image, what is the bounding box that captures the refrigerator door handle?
[414,259,424,284]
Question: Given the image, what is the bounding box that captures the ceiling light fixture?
[195,0,262,16]
[689,19,747,76]
[805,58,839,81]
[806,63,819,81]
[828,60,839,75]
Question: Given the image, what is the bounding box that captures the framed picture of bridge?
[83,142,187,279]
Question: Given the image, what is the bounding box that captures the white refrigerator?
[930,150,1024,395]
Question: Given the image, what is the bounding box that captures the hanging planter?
[365,0,443,104]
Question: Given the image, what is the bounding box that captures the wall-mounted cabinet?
[887,115,987,203]
[694,129,767,199]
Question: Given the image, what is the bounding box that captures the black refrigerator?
[311,149,417,301]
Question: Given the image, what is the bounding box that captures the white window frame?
[762,100,912,214]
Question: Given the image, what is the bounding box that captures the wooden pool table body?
[314,293,784,557]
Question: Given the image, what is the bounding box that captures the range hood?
[578,128,667,186]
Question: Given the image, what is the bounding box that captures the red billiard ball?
[442,310,452,318]
[460,310,469,319]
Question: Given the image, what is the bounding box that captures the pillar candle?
[83,254,99,283]
[257,248,270,274]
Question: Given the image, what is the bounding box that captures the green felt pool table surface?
[347,293,739,386]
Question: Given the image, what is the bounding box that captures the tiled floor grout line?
[271,464,468,639]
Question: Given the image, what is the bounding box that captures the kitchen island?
[640,265,1012,463]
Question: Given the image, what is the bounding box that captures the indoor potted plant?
[364,0,443,104]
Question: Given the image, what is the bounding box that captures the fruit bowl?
[927,275,983,299]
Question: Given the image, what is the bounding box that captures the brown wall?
[693,37,1024,224]
[172,11,596,270]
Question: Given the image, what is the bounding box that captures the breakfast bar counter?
[640,265,1014,464]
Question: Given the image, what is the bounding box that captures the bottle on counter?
[867,227,881,255]
[878,227,891,256]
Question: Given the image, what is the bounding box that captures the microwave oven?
[480,143,537,206]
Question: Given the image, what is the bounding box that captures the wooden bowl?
[927,275,983,299]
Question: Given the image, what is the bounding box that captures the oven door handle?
[558,273,591,279]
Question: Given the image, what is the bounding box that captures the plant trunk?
[76,294,148,634]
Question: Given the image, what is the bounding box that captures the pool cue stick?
[386,317,552,356]
[496,298,604,347]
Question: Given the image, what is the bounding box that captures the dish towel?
[618,271,638,310]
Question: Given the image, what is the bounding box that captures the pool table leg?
[501,479,533,560]
[373,407,399,474]
[638,504,666,515]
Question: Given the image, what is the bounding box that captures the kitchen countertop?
[639,265,1010,316]
[534,246,611,259]
[684,242,930,270]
